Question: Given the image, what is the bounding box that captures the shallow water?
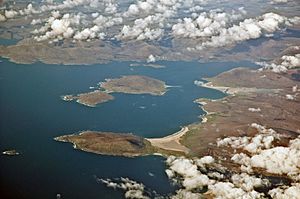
[0,58,257,199]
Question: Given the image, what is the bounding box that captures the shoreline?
[144,81,227,155]
[146,127,190,154]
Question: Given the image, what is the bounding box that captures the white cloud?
[269,183,300,199]
[250,142,300,177]
[225,126,300,181]
[100,177,150,199]
[208,182,265,199]
[31,19,42,25]
[74,26,100,40]
[217,123,280,154]
[0,14,6,22]
[21,3,39,15]
[33,12,85,41]
[172,9,246,38]
[257,49,300,73]
[231,173,269,192]
[147,54,156,63]
[281,54,300,68]
[198,13,297,49]
[166,156,215,190]
[171,189,202,199]
[271,0,289,4]
[292,85,298,93]
[248,107,261,112]
[4,10,18,19]
[286,94,295,100]
[117,14,164,41]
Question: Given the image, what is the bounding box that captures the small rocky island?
[100,75,167,96]
[2,150,20,156]
[62,90,114,107]
[54,131,156,157]
[62,75,167,107]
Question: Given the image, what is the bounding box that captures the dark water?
[0,38,18,46]
[0,58,257,199]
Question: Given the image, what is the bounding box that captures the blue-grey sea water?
[0,58,258,199]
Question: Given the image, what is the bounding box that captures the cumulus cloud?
[117,15,164,41]
[102,131,298,199]
[286,94,295,100]
[257,47,300,73]
[197,13,299,49]
[208,182,265,199]
[224,125,300,181]
[269,183,300,199]
[33,12,84,41]
[35,17,74,41]
[170,10,299,50]
[231,173,269,192]
[74,25,102,40]
[172,8,246,38]
[100,177,150,199]
[217,123,280,154]
[3,0,298,52]
[147,54,156,63]
[250,138,300,177]
[271,0,289,4]
[248,107,261,112]
[122,0,183,18]
[166,156,215,190]
[0,14,6,22]
[31,19,42,25]
[4,10,18,19]
[171,189,202,199]
[20,3,39,15]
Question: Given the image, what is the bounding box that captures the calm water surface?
[0,58,257,199]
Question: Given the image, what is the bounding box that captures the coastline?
[146,127,190,154]
[201,81,281,95]
[55,66,300,158]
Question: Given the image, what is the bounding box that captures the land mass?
[55,48,300,186]
[182,67,300,157]
[62,90,114,107]
[62,75,167,107]
[54,131,180,157]
[146,127,190,154]
[100,75,167,96]
[56,68,300,158]
[54,131,155,157]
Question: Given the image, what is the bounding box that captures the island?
[62,75,167,107]
[61,90,114,107]
[2,149,20,156]
[100,75,167,96]
[54,131,157,157]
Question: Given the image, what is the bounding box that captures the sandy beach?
[146,127,190,154]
